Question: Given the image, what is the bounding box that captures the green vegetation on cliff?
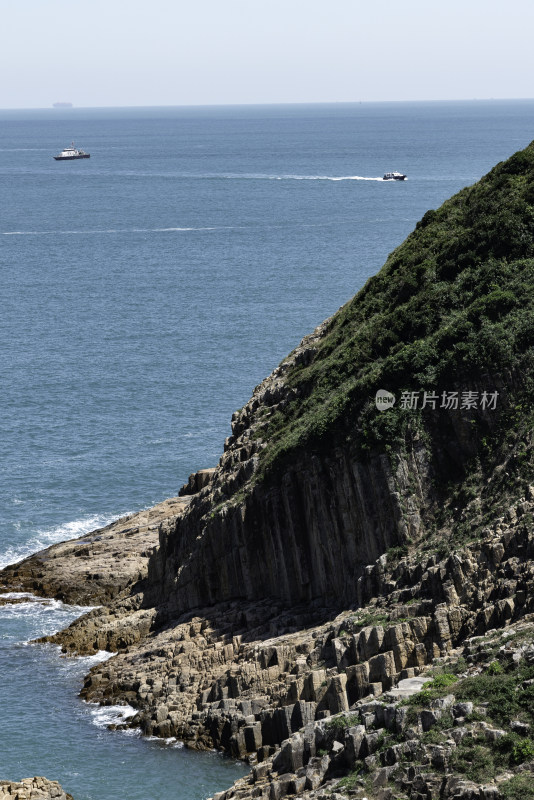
[256,141,534,528]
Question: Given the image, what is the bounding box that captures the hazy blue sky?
[1,0,533,108]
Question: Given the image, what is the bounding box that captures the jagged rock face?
[0,777,74,799]
[205,624,534,800]
[148,443,428,614]
[141,323,433,615]
[77,513,534,759]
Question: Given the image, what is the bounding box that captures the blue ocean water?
[1,100,534,798]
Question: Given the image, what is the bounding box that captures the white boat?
[383,171,406,181]
[53,143,90,161]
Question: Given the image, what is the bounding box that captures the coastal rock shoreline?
[1,320,533,799]
[1,492,533,800]
[0,496,191,606]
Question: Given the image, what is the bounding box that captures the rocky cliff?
[2,142,534,800]
[123,140,534,620]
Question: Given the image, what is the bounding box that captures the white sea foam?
[1,220,347,237]
[46,648,115,682]
[76,649,116,667]
[0,512,122,569]
[0,595,94,615]
[150,226,218,232]
[85,701,186,744]
[144,735,184,748]
[1,209,388,237]
[156,171,389,181]
[0,596,63,611]
[0,595,97,644]
[87,702,138,729]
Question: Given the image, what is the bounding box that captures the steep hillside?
[140,141,534,616]
[256,144,534,485]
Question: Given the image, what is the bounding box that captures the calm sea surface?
[1,101,534,799]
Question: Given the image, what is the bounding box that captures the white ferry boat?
[53,143,90,161]
[383,171,406,181]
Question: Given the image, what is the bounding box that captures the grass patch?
[325,713,361,730]
[356,612,391,628]
[455,663,534,728]
[399,673,459,710]
[447,657,469,675]
[450,731,534,782]
[335,765,363,791]
[420,712,455,742]
[450,738,497,782]
[428,673,459,689]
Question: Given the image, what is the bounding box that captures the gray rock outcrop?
[0,777,73,799]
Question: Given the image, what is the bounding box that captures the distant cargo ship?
[53,102,73,108]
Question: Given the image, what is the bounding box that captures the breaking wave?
[87,702,139,729]
[0,512,123,569]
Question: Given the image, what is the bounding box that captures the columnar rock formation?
[67,497,534,760]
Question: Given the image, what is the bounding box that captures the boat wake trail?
[268,174,384,182]
[94,170,387,182]
[208,173,385,182]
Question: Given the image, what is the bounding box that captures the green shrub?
[455,673,518,727]
[450,657,468,675]
[421,712,454,742]
[492,733,534,766]
[325,713,361,730]
[510,737,534,765]
[455,664,534,728]
[450,740,496,782]
[428,673,458,689]
[500,774,534,800]
[357,612,390,628]
[336,766,363,791]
